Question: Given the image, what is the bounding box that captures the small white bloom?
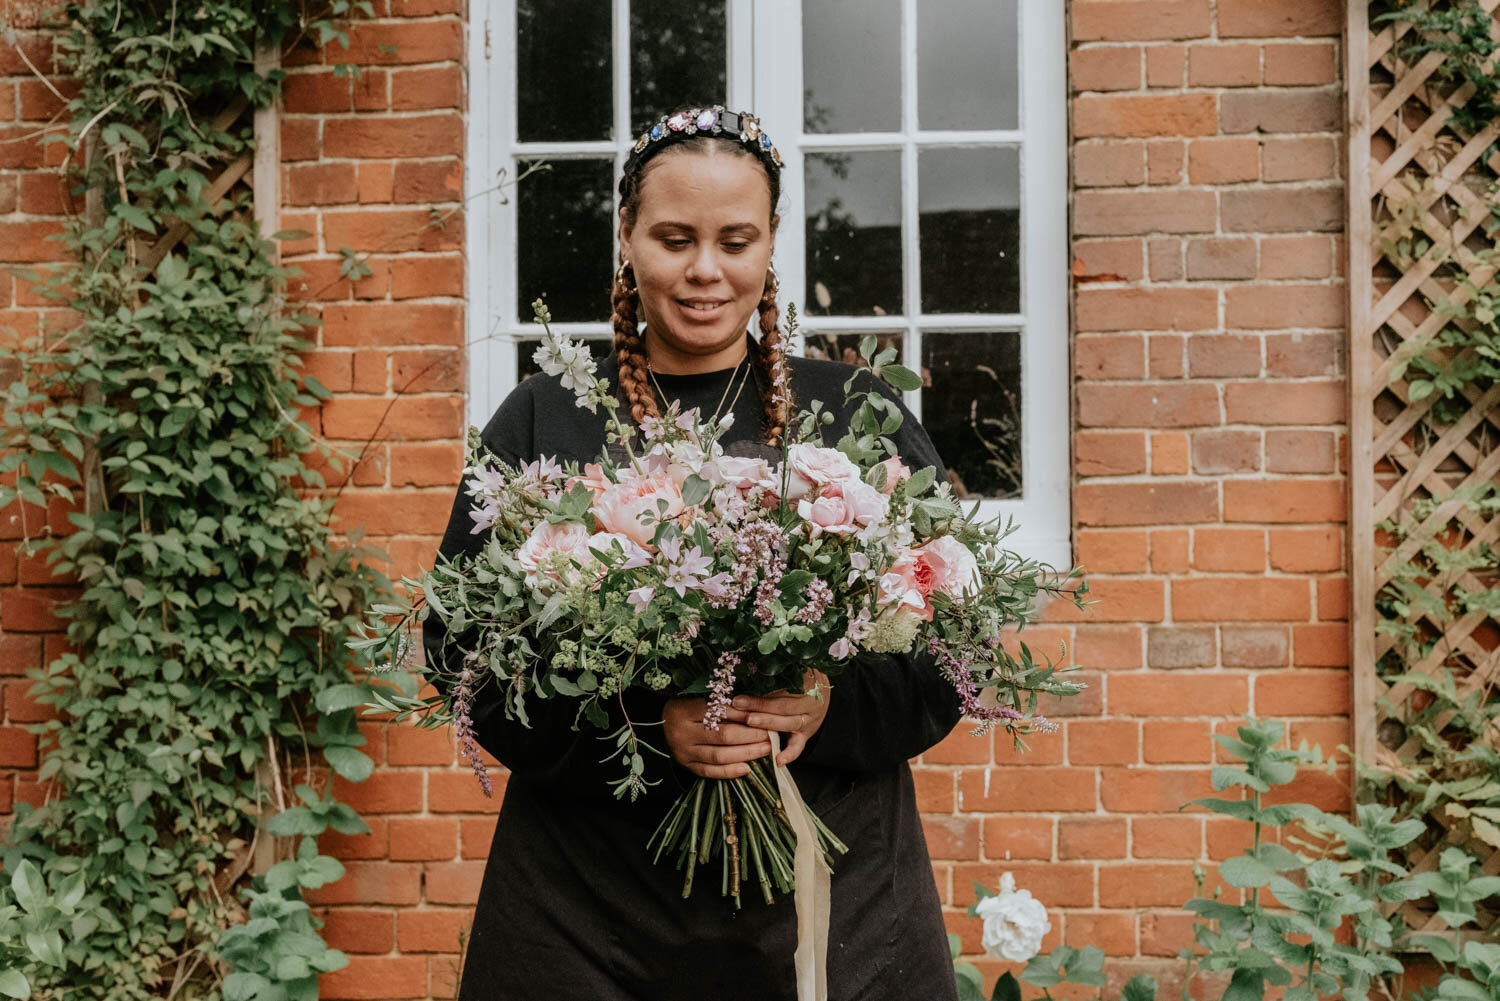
[974,872,1050,963]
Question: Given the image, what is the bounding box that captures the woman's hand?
[663,697,772,779]
[723,669,832,767]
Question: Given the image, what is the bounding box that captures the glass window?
[516,158,615,323]
[516,0,612,141]
[922,331,1023,499]
[805,151,903,318]
[631,0,728,130]
[802,0,901,133]
[917,0,1019,130]
[919,147,1021,314]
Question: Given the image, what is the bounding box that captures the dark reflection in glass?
[919,147,1020,314]
[918,0,1018,130]
[803,0,900,133]
[518,336,612,382]
[922,331,1022,499]
[517,158,614,322]
[805,151,902,317]
[802,331,903,371]
[631,0,727,130]
[518,0,612,141]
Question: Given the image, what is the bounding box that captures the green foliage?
[0,0,387,997]
[1376,0,1500,136]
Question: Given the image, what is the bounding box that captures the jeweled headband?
[629,106,784,170]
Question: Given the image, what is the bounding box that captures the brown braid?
[610,262,659,426]
[754,271,792,446]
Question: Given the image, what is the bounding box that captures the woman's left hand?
[722,669,832,767]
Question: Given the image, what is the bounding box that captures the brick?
[1075,93,1217,138]
[1194,528,1265,572]
[913,768,954,812]
[320,397,465,440]
[1259,235,1332,279]
[1,589,74,633]
[391,67,463,110]
[388,442,463,487]
[1175,578,1310,621]
[1076,334,1146,379]
[1143,720,1214,764]
[981,815,1053,860]
[390,255,465,298]
[1068,719,1139,765]
[1186,138,1258,185]
[424,860,487,905]
[0,634,43,676]
[1101,767,1217,815]
[0,726,37,767]
[281,119,320,161]
[924,726,994,765]
[461,817,498,858]
[1149,529,1190,574]
[397,909,471,953]
[1075,141,1146,187]
[1221,90,1341,134]
[1060,818,1128,859]
[1226,285,1343,330]
[1074,191,1217,237]
[1187,43,1259,86]
[429,771,505,813]
[1216,0,1343,38]
[1150,433,1188,475]
[353,351,391,393]
[1292,623,1349,668]
[332,489,453,536]
[1142,910,1197,955]
[1289,719,1351,764]
[0,128,47,170]
[323,208,462,252]
[283,71,352,113]
[392,160,464,203]
[1067,912,1137,955]
[305,860,422,906]
[1109,674,1249,716]
[1269,527,1341,572]
[1076,481,1219,525]
[1264,43,1337,86]
[954,862,1094,907]
[1042,579,1166,623]
[318,956,428,999]
[1220,627,1289,668]
[1100,863,1197,907]
[286,163,358,206]
[1222,188,1342,233]
[957,767,1096,812]
[1223,479,1346,523]
[1261,136,1337,181]
[0,221,65,263]
[321,818,389,861]
[388,818,458,862]
[331,772,424,814]
[1146,45,1184,88]
[1146,630,1218,669]
[1071,46,1144,92]
[319,909,396,954]
[924,815,980,860]
[1076,431,1148,477]
[1147,237,1182,280]
[352,68,389,112]
[1073,239,1145,282]
[1227,380,1343,426]
[1185,237,1255,281]
[345,21,464,63]
[1191,430,1260,474]
[1256,670,1349,716]
[1134,815,1202,859]
[1265,429,1336,473]
[1075,626,1145,670]
[358,162,394,203]
[1077,383,1221,427]
[1073,1,1212,42]
[1147,336,1183,378]
[1187,334,1261,377]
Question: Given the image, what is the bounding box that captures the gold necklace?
[648,353,750,425]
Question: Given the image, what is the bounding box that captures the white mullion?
[915,315,1026,331]
[800,315,909,332]
[801,129,1024,149]
[510,140,619,157]
[756,0,804,353]
[900,0,920,416]
[612,0,631,267]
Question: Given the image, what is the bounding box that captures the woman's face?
[619,146,778,374]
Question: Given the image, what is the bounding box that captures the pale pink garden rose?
[715,455,779,497]
[569,462,612,500]
[797,494,858,538]
[516,521,594,588]
[877,550,937,621]
[830,478,889,528]
[871,455,911,494]
[785,443,861,500]
[587,531,651,570]
[917,534,981,599]
[591,469,684,547]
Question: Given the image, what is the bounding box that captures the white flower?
[533,332,597,396]
[974,872,1050,963]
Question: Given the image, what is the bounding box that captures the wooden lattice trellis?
[1349,0,1500,934]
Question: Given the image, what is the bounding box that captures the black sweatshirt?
[424,346,963,1001]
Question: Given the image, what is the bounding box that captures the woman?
[424,106,962,1001]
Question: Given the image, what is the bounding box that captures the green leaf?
[0,970,29,999]
[267,806,324,837]
[325,746,374,782]
[990,971,1022,1001]
[1121,974,1158,1001]
[681,473,710,507]
[1220,855,1275,888]
[317,682,373,714]
[1222,967,1266,1001]
[878,363,922,391]
[11,859,45,913]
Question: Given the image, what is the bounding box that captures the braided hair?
[612,107,793,445]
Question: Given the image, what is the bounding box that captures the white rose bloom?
[974,872,1050,963]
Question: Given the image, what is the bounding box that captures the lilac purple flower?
[659,535,714,598]
[794,578,833,624]
[927,636,1028,733]
[453,664,494,797]
[703,652,739,730]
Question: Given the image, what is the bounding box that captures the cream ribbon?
[768,731,830,1001]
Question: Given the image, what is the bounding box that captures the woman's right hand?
[662,696,772,779]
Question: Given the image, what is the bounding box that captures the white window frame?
[465,0,1070,568]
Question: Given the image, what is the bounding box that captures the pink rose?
[716,455,779,496]
[829,479,889,528]
[797,494,858,538]
[516,521,593,588]
[917,535,981,599]
[786,444,861,500]
[877,551,936,621]
[872,456,911,494]
[587,531,651,570]
[591,469,684,547]
[567,462,612,500]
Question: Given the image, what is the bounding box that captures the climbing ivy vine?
[0,0,387,997]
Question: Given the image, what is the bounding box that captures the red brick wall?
[0,0,1354,996]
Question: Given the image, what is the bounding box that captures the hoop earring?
[764,264,779,295]
[615,259,636,294]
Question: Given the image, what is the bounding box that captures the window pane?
[802,331,903,369]
[518,336,611,382]
[921,331,1021,499]
[631,0,727,130]
[803,0,900,133]
[517,158,615,322]
[919,147,1020,314]
[917,0,1018,130]
[805,151,902,318]
[517,0,612,141]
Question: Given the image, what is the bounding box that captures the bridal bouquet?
[358,299,1088,908]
